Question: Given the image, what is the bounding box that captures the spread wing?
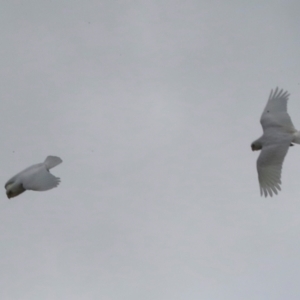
[257,141,290,197]
[260,87,295,132]
[21,166,60,191]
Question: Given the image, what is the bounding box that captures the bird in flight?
[251,88,300,197]
[5,156,62,199]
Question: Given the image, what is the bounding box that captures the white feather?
[5,156,62,198]
[252,88,299,197]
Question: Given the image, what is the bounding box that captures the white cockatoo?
[5,156,62,199]
[251,88,300,197]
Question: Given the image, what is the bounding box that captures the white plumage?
[5,156,62,199]
[251,88,300,197]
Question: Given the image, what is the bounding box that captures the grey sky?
[1,1,300,299]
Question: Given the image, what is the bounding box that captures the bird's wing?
[21,166,60,191]
[260,87,295,131]
[257,140,290,197]
[44,156,62,170]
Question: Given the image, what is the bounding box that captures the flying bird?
[5,156,62,199]
[251,88,300,197]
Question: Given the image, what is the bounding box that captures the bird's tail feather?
[44,156,62,169]
[292,131,300,144]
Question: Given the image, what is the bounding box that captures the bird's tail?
[44,156,63,169]
[292,131,300,144]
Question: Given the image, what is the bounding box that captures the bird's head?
[6,190,13,199]
[5,182,25,199]
[5,182,16,199]
[251,141,262,151]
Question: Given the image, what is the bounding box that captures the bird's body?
[251,88,300,197]
[5,156,62,199]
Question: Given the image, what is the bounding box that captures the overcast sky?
[1,1,300,299]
